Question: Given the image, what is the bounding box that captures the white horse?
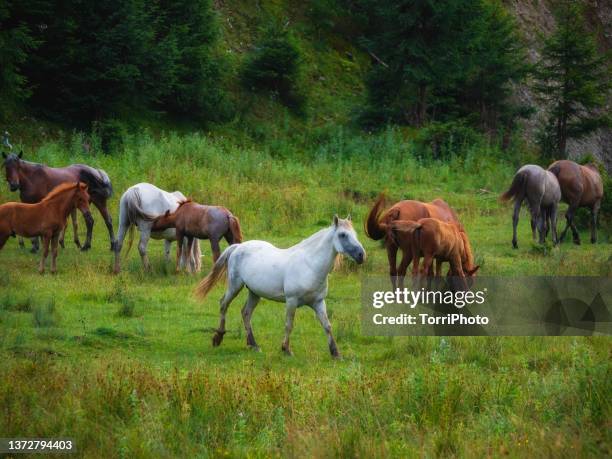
[195,216,365,358]
[113,182,202,273]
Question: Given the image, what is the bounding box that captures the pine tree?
[534,0,610,157]
[0,0,39,118]
[357,0,528,131]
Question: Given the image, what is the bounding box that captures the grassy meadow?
[1,131,611,457]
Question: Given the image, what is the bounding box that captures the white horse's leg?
[164,239,172,263]
[113,197,131,274]
[282,299,298,356]
[241,291,261,351]
[313,299,340,359]
[138,229,151,271]
[212,273,244,347]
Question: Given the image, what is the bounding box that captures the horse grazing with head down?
[548,160,604,244]
[391,218,479,290]
[0,182,92,273]
[152,199,243,272]
[195,216,365,359]
[2,151,114,252]
[501,164,561,249]
[365,193,460,288]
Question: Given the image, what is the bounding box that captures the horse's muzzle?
[352,249,365,265]
[9,183,19,192]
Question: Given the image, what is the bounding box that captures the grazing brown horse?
[0,182,92,273]
[152,199,243,272]
[365,193,460,288]
[548,160,604,244]
[391,218,479,290]
[2,151,114,252]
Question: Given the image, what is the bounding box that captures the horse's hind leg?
[213,273,244,347]
[313,299,340,359]
[386,243,399,289]
[241,291,261,351]
[281,298,298,356]
[164,239,172,263]
[210,237,221,263]
[138,229,151,271]
[18,236,25,249]
[397,249,411,290]
[560,202,580,244]
[550,204,559,245]
[38,236,50,274]
[591,201,600,244]
[69,208,81,249]
[512,199,522,249]
[50,233,60,274]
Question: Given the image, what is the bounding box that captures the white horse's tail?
[193,239,202,272]
[119,186,157,259]
[195,244,239,299]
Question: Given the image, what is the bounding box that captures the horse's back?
[391,199,456,223]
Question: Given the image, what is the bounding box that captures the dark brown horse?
[2,151,114,251]
[548,160,604,244]
[365,193,460,288]
[152,199,243,272]
[0,182,92,273]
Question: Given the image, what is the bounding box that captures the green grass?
[1,131,610,457]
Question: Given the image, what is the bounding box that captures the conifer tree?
[534,0,610,157]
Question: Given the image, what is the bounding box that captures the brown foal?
[0,182,92,273]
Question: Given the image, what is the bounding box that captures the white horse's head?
[332,215,366,264]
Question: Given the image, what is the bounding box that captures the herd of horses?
[0,151,605,357]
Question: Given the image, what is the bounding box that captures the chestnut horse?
[365,193,459,288]
[0,182,92,273]
[391,218,479,290]
[152,199,243,272]
[2,151,114,252]
[548,160,604,244]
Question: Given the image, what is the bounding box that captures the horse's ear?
[467,266,480,276]
[346,214,352,221]
[333,214,339,227]
[18,151,23,159]
[165,210,170,217]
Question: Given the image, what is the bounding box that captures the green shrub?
[414,121,483,160]
[93,119,127,154]
[241,23,305,112]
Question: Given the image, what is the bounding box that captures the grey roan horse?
[501,164,561,248]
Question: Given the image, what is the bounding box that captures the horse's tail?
[193,239,202,272]
[124,225,136,258]
[500,170,526,202]
[195,244,239,299]
[365,193,388,241]
[228,213,243,244]
[78,166,113,199]
[123,186,158,223]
